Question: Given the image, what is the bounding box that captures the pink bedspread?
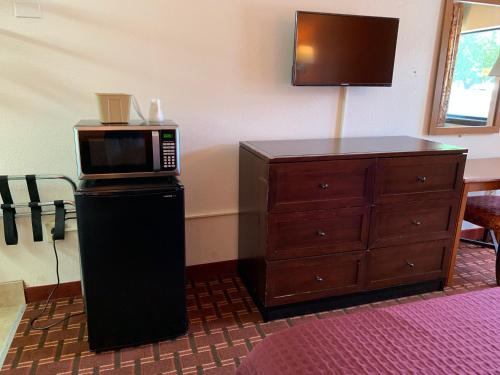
[237,288,500,375]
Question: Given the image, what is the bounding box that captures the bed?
[237,287,500,375]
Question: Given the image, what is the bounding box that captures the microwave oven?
[74,120,180,180]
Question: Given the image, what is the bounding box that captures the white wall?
[1,0,499,287]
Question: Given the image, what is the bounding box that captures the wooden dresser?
[238,136,467,320]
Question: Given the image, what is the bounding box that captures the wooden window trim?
[428,0,500,135]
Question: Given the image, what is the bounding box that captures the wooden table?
[447,157,500,284]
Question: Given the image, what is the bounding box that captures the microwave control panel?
[160,130,177,170]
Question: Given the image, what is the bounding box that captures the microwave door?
[78,130,154,178]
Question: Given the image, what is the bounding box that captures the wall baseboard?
[24,259,238,303]
[461,228,485,240]
[25,281,82,304]
[186,259,237,282]
[24,230,483,303]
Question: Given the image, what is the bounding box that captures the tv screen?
[292,11,399,86]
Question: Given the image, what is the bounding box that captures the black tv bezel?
[291,10,400,87]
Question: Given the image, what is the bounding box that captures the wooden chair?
[460,195,500,285]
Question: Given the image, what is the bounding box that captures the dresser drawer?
[369,200,458,248]
[266,252,364,306]
[269,159,375,212]
[374,155,465,203]
[268,207,369,260]
[366,240,449,290]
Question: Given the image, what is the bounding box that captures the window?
[446,28,500,126]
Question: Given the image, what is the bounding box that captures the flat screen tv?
[292,11,399,87]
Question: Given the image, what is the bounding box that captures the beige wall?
[2,0,500,287]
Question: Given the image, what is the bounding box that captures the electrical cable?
[29,231,84,331]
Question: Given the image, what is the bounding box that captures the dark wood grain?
[238,137,466,315]
[241,136,467,163]
[237,147,269,304]
[365,240,450,290]
[369,199,458,248]
[268,207,369,259]
[374,154,466,204]
[266,251,364,306]
[269,159,375,212]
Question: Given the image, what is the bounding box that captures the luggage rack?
[0,174,85,330]
[0,174,77,244]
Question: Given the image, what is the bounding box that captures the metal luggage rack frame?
[0,175,76,219]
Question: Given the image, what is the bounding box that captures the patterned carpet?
[1,244,497,375]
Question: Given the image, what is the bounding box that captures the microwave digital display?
[162,133,174,140]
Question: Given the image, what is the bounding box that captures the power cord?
[29,220,84,331]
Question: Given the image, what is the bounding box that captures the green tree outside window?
[453,29,500,89]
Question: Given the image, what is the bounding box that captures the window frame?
[428,0,500,135]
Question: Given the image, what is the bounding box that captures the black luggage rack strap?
[0,175,76,245]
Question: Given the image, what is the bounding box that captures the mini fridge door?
[75,183,186,351]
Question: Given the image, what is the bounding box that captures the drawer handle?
[319,183,329,189]
[417,176,427,183]
[317,229,326,237]
[412,220,422,226]
[315,275,324,282]
[406,260,415,268]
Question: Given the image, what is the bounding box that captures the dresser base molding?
[248,278,445,322]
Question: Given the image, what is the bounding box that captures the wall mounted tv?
[292,11,399,87]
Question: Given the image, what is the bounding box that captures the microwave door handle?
[152,131,161,171]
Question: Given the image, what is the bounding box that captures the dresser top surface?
[241,136,467,162]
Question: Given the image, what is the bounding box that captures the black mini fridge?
[75,177,187,351]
